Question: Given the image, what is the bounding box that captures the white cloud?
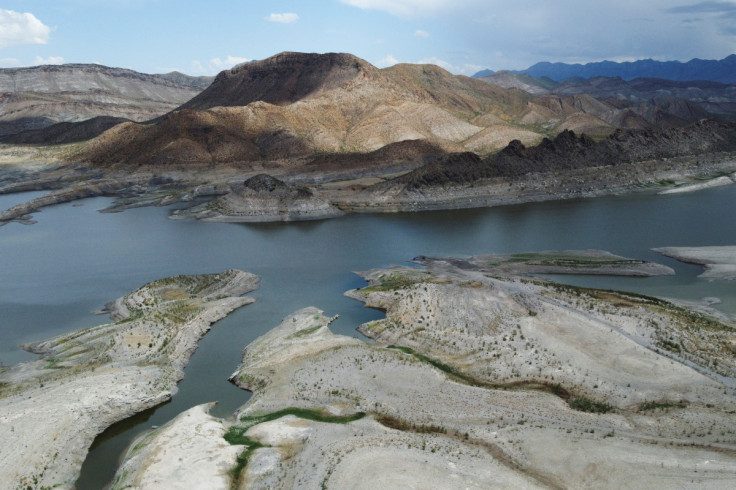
[416,56,485,75]
[0,9,51,49]
[33,55,64,65]
[189,56,252,75]
[340,0,472,17]
[210,55,250,71]
[189,60,207,75]
[267,13,299,24]
[417,56,454,71]
[0,57,21,67]
[414,29,430,38]
[375,54,399,68]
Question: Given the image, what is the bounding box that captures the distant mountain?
[477,71,558,95]
[473,69,494,78]
[518,55,736,83]
[475,71,736,122]
[0,64,213,136]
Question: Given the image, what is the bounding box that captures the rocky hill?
[0,64,212,136]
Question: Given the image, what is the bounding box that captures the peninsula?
[0,269,259,489]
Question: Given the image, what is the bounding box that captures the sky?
[0,0,735,76]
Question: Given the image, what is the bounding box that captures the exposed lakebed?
[0,185,735,488]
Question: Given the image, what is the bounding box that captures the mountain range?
[65,51,732,169]
[474,54,736,83]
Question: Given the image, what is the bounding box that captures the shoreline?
[1,151,735,224]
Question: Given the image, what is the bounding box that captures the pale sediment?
[654,246,736,280]
[0,269,258,489]
[658,174,735,194]
[111,403,241,490]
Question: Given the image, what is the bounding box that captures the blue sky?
[1,1,735,75]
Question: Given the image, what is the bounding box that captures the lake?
[1,185,734,488]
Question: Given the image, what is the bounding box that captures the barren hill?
[0,64,213,136]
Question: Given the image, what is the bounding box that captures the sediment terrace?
[105,252,736,488]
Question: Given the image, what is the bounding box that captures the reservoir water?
[0,186,734,488]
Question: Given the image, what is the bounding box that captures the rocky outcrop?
[171,174,344,222]
[0,270,258,489]
[384,119,736,191]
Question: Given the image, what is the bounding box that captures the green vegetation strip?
[237,407,366,426]
[639,400,687,412]
[224,407,366,488]
[567,396,614,414]
[360,273,426,292]
[289,325,323,338]
[227,435,264,489]
[507,252,639,267]
[387,345,614,414]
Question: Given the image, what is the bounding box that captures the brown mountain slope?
[74,52,713,169]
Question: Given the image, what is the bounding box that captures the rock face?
[479,72,731,126]
[0,116,129,144]
[0,63,212,136]
[0,270,258,489]
[171,174,344,222]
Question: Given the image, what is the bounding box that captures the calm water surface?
[0,186,734,488]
